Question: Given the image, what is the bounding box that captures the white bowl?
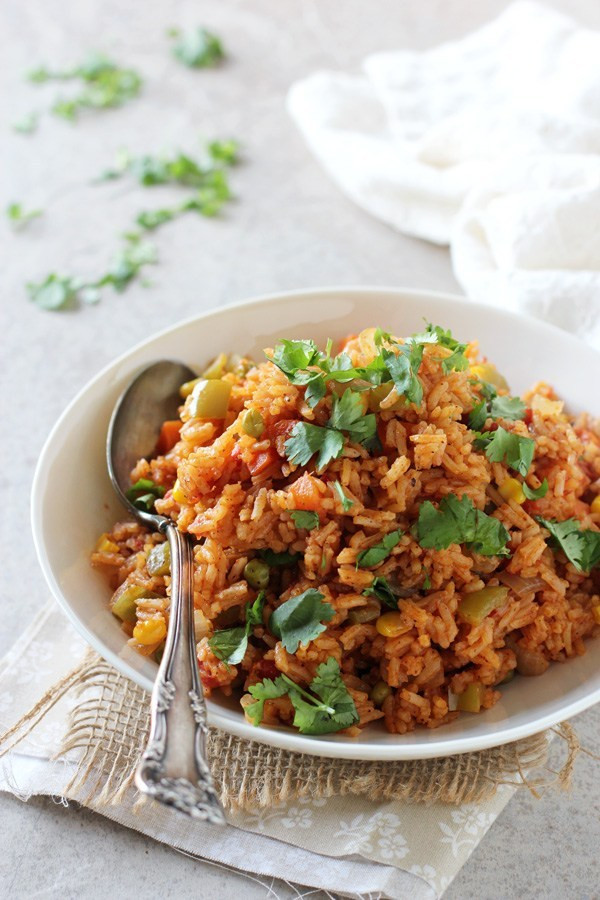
[31,287,600,760]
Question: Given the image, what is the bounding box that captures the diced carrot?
[248,447,279,476]
[289,473,322,511]
[270,419,300,457]
[156,420,181,455]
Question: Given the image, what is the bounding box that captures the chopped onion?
[448,690,459,712]
[498,572,546,596]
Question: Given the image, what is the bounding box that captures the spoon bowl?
[107,359,226,823]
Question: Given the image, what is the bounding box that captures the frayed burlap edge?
[0,649,581,812]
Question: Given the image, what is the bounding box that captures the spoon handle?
[135,522,226,823]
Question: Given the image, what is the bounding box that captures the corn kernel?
[592,605,600,625]
[375,611,412,638]
[133,617,167,646]
[591,496,600,515]
[172,478,186,505]
[96,533,119,553]
[498,477,526,505]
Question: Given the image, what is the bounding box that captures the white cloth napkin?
[0,604,518,900]
[287,1,600,349]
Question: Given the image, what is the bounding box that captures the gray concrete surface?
[2,0,599,897]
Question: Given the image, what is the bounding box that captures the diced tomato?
[156,420,181,455]
[248,447,279,476]
[288,473,322,511]
[270,419,300,457]
[250,658,279,682]
[524,407,533,426]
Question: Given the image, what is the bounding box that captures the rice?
[92,326,600,736]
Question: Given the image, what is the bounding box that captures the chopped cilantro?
[469,381,526,429]
[269,588,334,653]
[259,548,301,567]
[170,27,225,68]
[328,390,377,446]
[474,427,535,476]
[6,202,42,229]
[209,592,265,665]
[363,576,398,609]
[416,493,510,557]
[290,510,320,531]
[523,479,548,500]
[28,53,142,121]
[208,139,240,166]
[284,422,345,471]
[332,481,354,511]
[246,657,359,734]
[410,323,469,373]
[12,112,39,134]
[27,274,80,311]
[381,344,424,407]
[537,517,600,573]
[422,567,431,590]
[356,530,403,568]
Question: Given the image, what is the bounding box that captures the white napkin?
[287,1,600,349]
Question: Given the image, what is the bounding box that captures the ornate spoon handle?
[135,522,226,823]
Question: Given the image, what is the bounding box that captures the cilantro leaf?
[286,658,359,735]
[416,493,510,557]
[474,426,535,476]
[363,576,398,609]
[284,422,344,471]
[332,481,354,511]
[170,27,225,68]
[304,373,327,408]
[246,676,288,726]
[490,394,526,421]
[356,530,403,568]
[209,592,265,665]
[267,339,320,379]
[290,510,320,531]
[269,589,334,653]
[95,234,158,293]
[27,274,79,310]
[523,479,548,500]
[208,139,240,166]
[468,382,525,429]
[382,345,424,406]
[6,202,42,229]
[259,548,302,567]
[537,517,600,573]
[328,389,377,446]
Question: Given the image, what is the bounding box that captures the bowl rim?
[31,284,600,760]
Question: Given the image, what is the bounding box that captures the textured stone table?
[2,0,599,896]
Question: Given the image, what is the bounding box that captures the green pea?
[241,408,264,438]
[244,558,270,590]
[370,680,391,706]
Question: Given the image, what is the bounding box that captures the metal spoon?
[107,360,225,824]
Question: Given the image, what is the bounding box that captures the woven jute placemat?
[1,650,579,811]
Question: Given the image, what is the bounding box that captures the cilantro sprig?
[416,493,510,557]
[523,479,548,500]
[27,53,142,122]
[474,427,535,477]
[284,387,377,472]
[246,657,359,735]
[209,592,265,665]
[333,481,354,511]
[356,531,403,568]
[469,381,526,431]
[537,517,600,573]
[269,588,335,653]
